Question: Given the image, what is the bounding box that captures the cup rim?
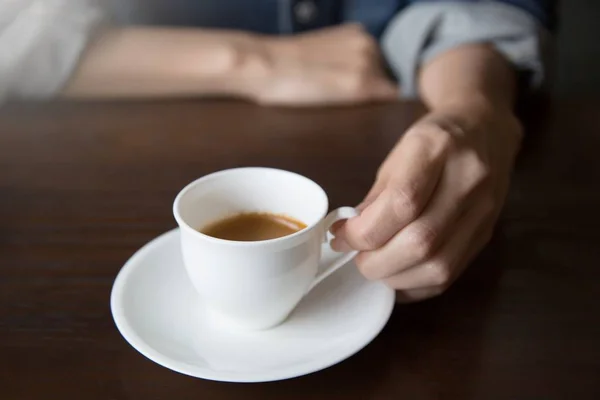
[173,167,329,247]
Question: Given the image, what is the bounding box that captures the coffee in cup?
[200,212,307,241]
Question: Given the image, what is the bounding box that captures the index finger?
[330,177,387,235]
[333,132,446,251]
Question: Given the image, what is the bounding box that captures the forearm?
[418,43,517,114]
[63,27,264,98]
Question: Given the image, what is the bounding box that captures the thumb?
[331,187,393,253]
[331,188,394,252]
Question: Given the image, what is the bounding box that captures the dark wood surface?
[1,99,599,399]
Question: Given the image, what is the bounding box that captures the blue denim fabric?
[110,0,551,37]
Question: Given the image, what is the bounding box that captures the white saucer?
[110,229,395,383]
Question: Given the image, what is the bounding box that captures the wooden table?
[1,99,599,399]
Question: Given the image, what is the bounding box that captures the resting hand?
[250,24,398,106]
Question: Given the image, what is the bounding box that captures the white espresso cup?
[173,167,358,330]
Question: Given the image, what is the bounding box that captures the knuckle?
[437,128,455,149]
[426,261,451,286]
[467,153,491,186]
[389,184,421,221]
[354,223,380,250]
[406,223,438,261]
[355,34,375,52]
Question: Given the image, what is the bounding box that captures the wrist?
[227,34,280,100]
[432,91,511,115]
[191,32,271,98]
[228,35,292,101]
[425,96,522,150]
[419,44,517,118]
[432,94,517,130]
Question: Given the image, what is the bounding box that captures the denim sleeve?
[381,1,551,98]
[406,0,555,29]
[0,0,106,102]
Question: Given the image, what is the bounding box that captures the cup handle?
[306,207,359,293]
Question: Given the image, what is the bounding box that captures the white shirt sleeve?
[381,1,550,98]
[0,0,106,102]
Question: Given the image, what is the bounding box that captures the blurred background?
[555,0,600,96]
[103,0,599,98]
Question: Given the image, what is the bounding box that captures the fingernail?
[331,237,353,253]
[329,220,344,235]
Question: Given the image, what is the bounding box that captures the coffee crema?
[200,212,307,241]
